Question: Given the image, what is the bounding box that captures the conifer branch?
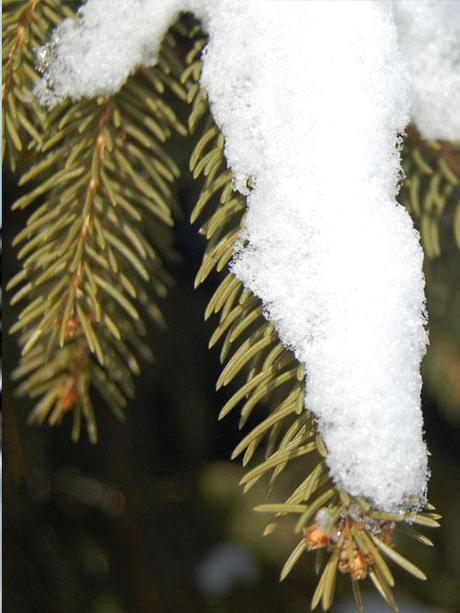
[7,11,457,611]
[8,38,188,441]
[181,24,439,612]
[2,0,74,171]
[401,126,460,255]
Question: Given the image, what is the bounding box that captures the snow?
[394,0,460,140]
[33,0,439,511]
[35,0,181,105]
[209,1,428,512]
[37,0,460,142]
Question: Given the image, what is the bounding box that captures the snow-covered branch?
[35,0,459,511]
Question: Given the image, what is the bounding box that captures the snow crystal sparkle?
[34,0,445,511]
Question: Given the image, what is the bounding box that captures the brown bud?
[303,523,330,549]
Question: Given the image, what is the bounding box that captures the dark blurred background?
[3,136,460,613]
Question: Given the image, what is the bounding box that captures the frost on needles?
[35,0,460,512]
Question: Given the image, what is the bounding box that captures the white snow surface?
[35,0,180,105]
[36,0,436,511]
[394,0,460,140]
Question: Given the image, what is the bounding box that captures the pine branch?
[8,34,188,442]
[2,0,74,172]
[182,26,439,612]
[401,126,460,256]
[8,12,455,611]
